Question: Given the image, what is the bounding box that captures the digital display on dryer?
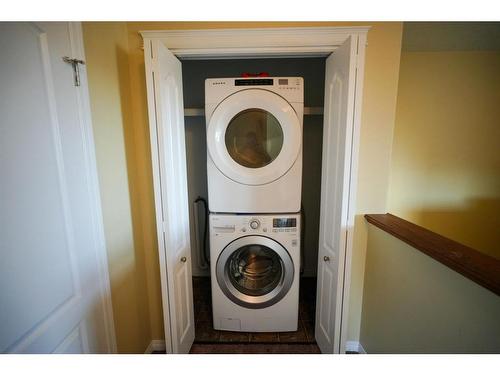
[235,79,274,86]
[273,218,297,228]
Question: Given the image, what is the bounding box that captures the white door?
[144,40,195,353]
[315,35,358,354]
[0,22,115,353]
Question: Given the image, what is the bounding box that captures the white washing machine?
[209,213,300,332]
[205,77,303,213]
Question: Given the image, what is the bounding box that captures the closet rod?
[184,107,324,117]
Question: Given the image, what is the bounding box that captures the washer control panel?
[210,214,299,236]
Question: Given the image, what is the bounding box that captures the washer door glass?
[227,244,283,296]
[216,235,295,309]
[225,109,284,169]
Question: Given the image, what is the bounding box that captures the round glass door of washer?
[207,89,301,186]
[216,236,294,309]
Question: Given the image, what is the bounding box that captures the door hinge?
[62,56,85,87]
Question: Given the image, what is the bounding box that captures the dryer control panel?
[205,77,303,105]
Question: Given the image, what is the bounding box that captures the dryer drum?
[216,235,294,309]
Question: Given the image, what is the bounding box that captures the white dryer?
[205,77,303,213]
[209,213,300,332]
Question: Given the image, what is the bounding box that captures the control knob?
[249,219,260,230]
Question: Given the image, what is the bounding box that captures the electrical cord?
[194,196,210,266]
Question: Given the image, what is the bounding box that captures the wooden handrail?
[365,213,500,297]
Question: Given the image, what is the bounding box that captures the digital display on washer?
[273,218,297,228]
[235,79,274,86]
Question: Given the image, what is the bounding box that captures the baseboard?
[144,340,166,354]
[345,341,366,354]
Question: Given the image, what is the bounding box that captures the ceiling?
[402,22,500,51]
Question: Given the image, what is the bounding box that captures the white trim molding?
[70,22,117,354]
[346,341,367,354]
[140,27,370,59]
[145,340,167,354]
[338,31,368,357]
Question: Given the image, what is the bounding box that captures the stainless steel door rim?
[216,235,294,309]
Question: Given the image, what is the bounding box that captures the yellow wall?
[361,224,500,353]
[388,51,500,259]
[82,22,153,353]
[83,21,403,351]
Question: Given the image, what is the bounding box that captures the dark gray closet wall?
[182,57,325,277]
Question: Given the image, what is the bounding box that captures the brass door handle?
[323,256,330,262]
[181,256,187,263]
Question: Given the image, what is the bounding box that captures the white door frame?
[141,26,368,354]
[65,22,118,353]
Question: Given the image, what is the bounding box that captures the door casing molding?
[141,26,369,354]
[140,26,370,59]
[71,22,117,353]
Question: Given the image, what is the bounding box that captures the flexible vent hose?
[194,196,209,265]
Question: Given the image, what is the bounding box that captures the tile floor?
[191,277,320,354]
[189,343,321,354]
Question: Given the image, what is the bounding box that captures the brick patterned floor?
[191,277,320,353]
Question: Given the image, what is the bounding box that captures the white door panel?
[146,40,195,354]
[315,35,358,354]
[0,22,115,353]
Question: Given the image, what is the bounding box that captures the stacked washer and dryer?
[205,77,304,332]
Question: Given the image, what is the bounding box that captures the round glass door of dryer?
[225,109,284,169]
[207,89,301,186]
[216,235,294,309]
